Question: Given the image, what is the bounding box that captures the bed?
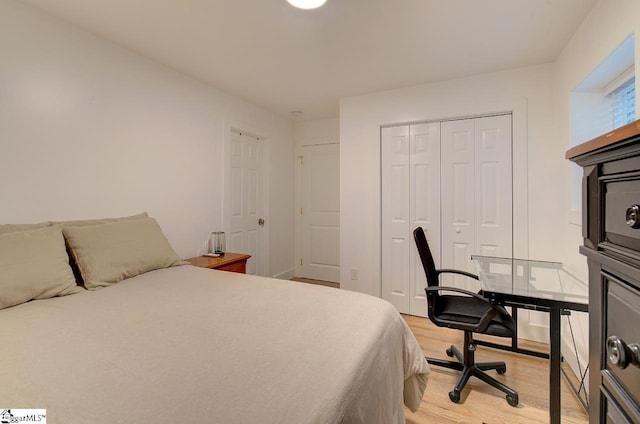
[0,214,429,423]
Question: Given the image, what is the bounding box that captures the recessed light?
[287,0,327,10]
[291,110,303,117]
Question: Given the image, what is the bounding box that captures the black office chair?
[413,227,519,407]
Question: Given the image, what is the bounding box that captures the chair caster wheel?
[448,390,461,403]
[446,347,454,357]
[506,394,519,407]
[497,366,507,374]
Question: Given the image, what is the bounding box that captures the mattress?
[0,265,429,423]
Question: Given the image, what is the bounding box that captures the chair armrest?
[437,268,482,295]
[426,285,485,300]
[425,286,510,333]
[437,269,479,280]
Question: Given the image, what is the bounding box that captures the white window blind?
[612,77,636,129]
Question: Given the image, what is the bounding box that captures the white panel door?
[474,115,512,257]
[441,115,512,292]
[229,131,264,276]
[441,119,478,292]
[409,123,440,316]
[382,123,440,316]
[382,115,512,317]
[381,126,411,313]
[300,144,340,282]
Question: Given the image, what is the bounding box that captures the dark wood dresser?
[567,120,640,424]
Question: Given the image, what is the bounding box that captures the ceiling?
[22,0,598,121]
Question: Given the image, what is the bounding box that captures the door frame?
[380,100,529,275]
[378,99,537,337]
[223,121,270,277]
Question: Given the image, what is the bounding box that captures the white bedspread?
[0,266,429,423]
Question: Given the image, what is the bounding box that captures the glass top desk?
[471,255,588,424]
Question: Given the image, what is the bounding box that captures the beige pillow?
[51,212,148,229]
[63,218,186,290]
[0,213,147,236]
[0,221,52,235]
[53,212,148,283]
[0,226,81,310]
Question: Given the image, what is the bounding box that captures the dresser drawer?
[602,372,640,424]
[602,386,633,424]
[604,177,640,259]
[604,272,640,407]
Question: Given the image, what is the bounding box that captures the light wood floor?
[404,314,589,424]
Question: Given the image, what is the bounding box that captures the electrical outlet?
[350,268,359,280]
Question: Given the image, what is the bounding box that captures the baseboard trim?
[272,267,295,280]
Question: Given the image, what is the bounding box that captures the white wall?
[340,64,556,296]
[0,0,295,278]
[338,0,638,389]
[556,0,640,278]
[293,118,340,148]
[553,0,640,390]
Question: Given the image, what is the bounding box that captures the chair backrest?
[413,226,514,336]
[413,227,441,321]
[413,227,438,288]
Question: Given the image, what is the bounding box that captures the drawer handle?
[625,205,640,229]
[607,336,640,369]
[607,336,630,369]
[630,343,640,368]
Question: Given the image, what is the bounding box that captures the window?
[569,35,635,222]
[612,77,636,128]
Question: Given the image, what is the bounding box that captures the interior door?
[474,115,513,257]
[228,130,264,276]
[299,144,340,282]
[441,115,512,291]
[382,123,440,316]
[381,126,411,312]
[440,119,477,291]
[382,114,512,316]
[409,123,441,316]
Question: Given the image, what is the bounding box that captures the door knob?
[258,218,265,227]
[455,228,461,234]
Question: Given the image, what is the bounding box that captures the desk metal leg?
[549,307,561,424]
[511,307,519,349]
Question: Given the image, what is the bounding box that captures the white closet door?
[474,115,512,257]
[381,126,411,313]
[382,115,511,316]
[441,119,477,291]
[441,115,512,291]
[382,123,440,316]
[409,123,440,316]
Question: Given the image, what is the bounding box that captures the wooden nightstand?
[185,252,251,274]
